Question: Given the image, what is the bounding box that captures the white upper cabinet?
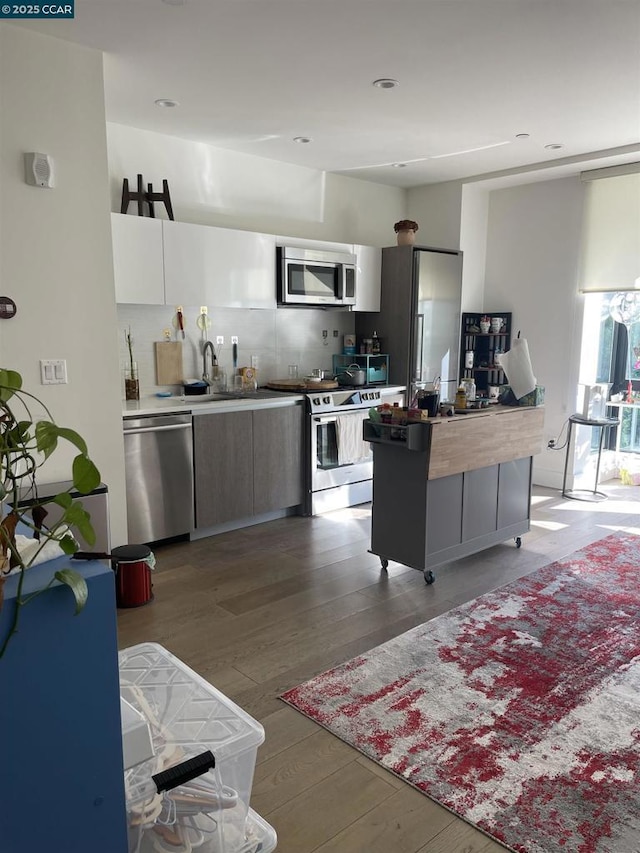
[275,235,354,255]
[163,221,276,309]
[111,213,165,304]
[354,245,381,312]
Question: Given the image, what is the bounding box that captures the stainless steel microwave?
[277,246,357,307]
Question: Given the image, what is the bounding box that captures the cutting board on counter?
[155,342,183,385]
[266,379,339,392]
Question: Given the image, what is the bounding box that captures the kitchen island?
[364,405,545,582]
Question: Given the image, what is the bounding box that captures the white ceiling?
[22,0,640,188]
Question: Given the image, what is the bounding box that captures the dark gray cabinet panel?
[426,474,463,555]
[253,406,304,513]
[194,411,253,527]
[462,465,499,541]
[371,446,430,570]
[194,404,305,529]
[498,457,532,529]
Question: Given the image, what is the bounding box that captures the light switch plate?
[40,359,67,385]
[216,336,224,345]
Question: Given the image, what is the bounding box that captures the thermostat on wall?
[24,152,54,188]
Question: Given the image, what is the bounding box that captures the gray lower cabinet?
[193,404,304,528]
[253,406,304,513]
[194,411,254,527]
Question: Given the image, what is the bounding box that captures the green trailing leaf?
[58,534,79,555]
[55,427,88,456]
[72,455,100,495]
[62,501,96,547]
[35,421,58,460]
[54,568,88,615]
[53,492,73,509]
[0,369,22,403]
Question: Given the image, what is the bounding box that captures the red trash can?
[112,544,155,608]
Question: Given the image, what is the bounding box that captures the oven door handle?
[313,415,339,424]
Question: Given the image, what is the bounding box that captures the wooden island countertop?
[365,404,545,480]
[427,404,545,479]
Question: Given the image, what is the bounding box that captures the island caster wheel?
[424,570,435,585]
[515,536,522,549]
[380,558,389,571]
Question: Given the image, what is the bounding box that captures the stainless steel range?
[305,387,399,515]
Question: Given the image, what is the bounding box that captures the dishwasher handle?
[124,422,192,436]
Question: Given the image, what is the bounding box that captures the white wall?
[459,184,490,312]
[406,181,463,251]
[483,176,587,487]
[0,24,128,546]
[107,123,405,247]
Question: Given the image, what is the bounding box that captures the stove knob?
[323,396,331,404]
[312,397,321,405]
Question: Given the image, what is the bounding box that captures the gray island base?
[364,405,545,583]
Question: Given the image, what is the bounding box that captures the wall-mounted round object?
[0,296,17,319]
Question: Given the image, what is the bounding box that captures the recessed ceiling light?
[293,136,312,144]
[155,99,179,108]
[515,133,530,139]
[391,163,407,168]
[545,143,564,150]
[372,78,399,89]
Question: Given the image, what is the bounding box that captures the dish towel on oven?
[336,413,371,466]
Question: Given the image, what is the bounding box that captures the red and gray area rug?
[281,532,640,853]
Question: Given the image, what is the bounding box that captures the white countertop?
[123,392,305,417]
[122,385,405,418]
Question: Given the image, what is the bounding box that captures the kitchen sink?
[186,390,289,403]
[184,393,233,403]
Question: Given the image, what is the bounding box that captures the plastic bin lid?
[119,643,265,807]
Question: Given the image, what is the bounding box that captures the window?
[581,292,640,452]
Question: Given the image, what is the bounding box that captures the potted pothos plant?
[0,368,101,658]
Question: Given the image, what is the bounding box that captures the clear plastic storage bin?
[119,643,268,853]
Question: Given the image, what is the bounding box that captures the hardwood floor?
[117,483,640,852]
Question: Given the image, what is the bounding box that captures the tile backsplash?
[117,304,357,399]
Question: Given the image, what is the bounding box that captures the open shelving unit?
[459,312,512,395]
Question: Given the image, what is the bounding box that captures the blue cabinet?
[0,557,128,853]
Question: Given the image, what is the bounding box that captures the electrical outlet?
[322,330,328,338]
[216,336,224,345]
[231,336,239,344]
[251,355,259,369]
[333,330,339,337]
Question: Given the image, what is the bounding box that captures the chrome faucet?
[202,340,215,384]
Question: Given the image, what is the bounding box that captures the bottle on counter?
[390,401,403,439]
[462,378,476,402]
[455,383,467,410]
[371,331,381,355]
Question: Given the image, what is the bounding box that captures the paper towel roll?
[499,337,536,399]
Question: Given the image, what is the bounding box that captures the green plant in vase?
[0,368,101,657]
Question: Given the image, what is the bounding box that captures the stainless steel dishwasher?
[123,413,194,544]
